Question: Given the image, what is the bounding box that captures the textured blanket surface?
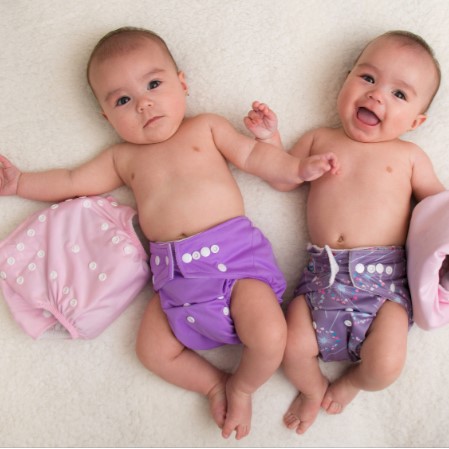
[1,1,449,447]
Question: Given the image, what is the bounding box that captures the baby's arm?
[410,145,445,201]
[210,114,338,191]
[0,148,123,202]
[244,101,283,148]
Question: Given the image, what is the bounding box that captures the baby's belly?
[307,199,409,249]
[138,187,245,242]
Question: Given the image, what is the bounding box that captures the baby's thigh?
[230,278,286,346]
[136,293,185,362]
[360,301,409,371]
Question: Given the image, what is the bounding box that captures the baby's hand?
[299,152,340,182]
[0,154,21,196]
[244,101,278,140]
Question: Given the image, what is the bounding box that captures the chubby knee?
[360,352,405,390]
[264,320,288,353]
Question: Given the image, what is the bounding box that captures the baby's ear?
[178,71,188,93]
[410,113,427,131]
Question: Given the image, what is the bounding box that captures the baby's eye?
[393,90,407,101]
[116,96,130,106]
[361,74,375,84]
[148,80,161,90]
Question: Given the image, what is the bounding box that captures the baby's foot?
[221,379,252,440]
[321,376,359,414]
[283,380,328,434]
[207,375,229,429]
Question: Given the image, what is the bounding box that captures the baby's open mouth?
[357,107,380,126]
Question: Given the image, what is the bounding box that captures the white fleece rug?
[1,1,449,447]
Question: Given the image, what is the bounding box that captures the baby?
[0,27,338,439]
[245,30,445,434]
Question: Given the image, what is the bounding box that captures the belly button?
[337,235,344,244]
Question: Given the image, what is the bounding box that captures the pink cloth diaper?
[0,196,150,339]
[407,191,449,330]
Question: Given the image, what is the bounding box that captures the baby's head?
[337,30,441,143]
[87,27,188,144]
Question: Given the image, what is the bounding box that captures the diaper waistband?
[149,216,256,291]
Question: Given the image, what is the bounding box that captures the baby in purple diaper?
[0,27,338,440]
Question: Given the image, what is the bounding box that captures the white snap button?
[70,298,78,307]
[312,321,317,329]
[367,265,375,274]
[38,214,46,222]
[83,200,92,208]
[386,266,393,275]
[62,287,70,295]
[37,250,45,258]
[376,263,384,274]
[16,243,25,251]
[123,245,133,255]
[155,256,161,266]
[345,308,353,312]
[50,271,58,280]
[51,204,59,210]
[390,283,396,293]
[183,303,191,307]
[344,320,352,327]
[187,316,195,324]
[0,271,6,280]
[182,253,193,263]
[101,223,109,231]
[28,263,36,271]
[355,263,364,274]
[217,263,227,272]
[16,276,24,285]
[211,245,220,254]
[201,247,211,257]
[112,236,120,245]
[89,262,97,270]
[71,245,80,254]
[27,228,36,237]
[97,199,104,206]
[223,307,230,316]
[7,257,15,266]
[111,201,118,207]
[192,251,201,260]
[98,273,107,281]
[217,295,224,300]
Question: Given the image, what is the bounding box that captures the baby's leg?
[136,294,228,429]
[222,279,287,440]
[322,301,409,414]
[282,295,329,434]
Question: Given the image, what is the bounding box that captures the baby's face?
[89,39,188,144]
[337,36,437,143]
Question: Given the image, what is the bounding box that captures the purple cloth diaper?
[295,245,412,362]
[149,216,286,350]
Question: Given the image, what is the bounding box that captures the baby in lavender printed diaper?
[245,30,445,434]
[0,27,339,440]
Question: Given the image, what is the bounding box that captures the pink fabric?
[407,191,449,330]
[0,196,150,339]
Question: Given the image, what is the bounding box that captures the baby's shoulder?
[184,112,228,126]
[181,113,234,135]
